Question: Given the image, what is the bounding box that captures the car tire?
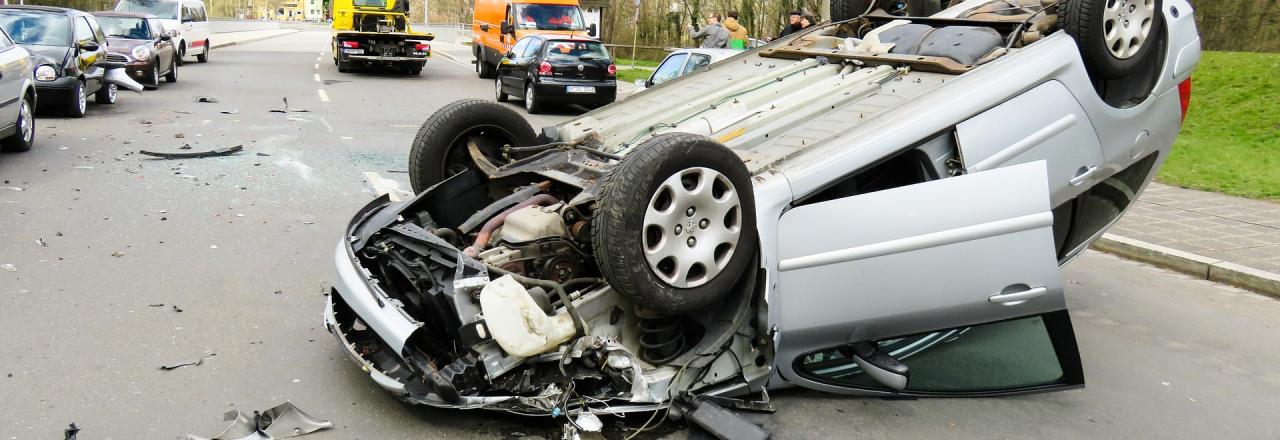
[407,99,538,193]
[67,80,87,118]
[146,60,161,89]
[1,95,34,152]
[196,40,209,63]
[1062,0,1164,78]
[524,84,541,114]
[591,133,758,315]
[477,59,496,79]
[831,0,870,22]
[176,43,185,66]
[337,59,352,73]
[165,58,178,82]
[95,83,117,105]
[494,77,508,102]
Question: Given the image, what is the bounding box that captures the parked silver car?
[637,47,737,89]
[0,26,36,152]
[324,0,1200,422]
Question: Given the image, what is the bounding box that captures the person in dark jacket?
[777,11,803,38]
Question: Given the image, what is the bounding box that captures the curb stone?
[210,29,301,49]
[1093,234,1280,299]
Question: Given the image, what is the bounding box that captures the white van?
[115,0,211,64]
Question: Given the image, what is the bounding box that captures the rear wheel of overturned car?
[408,99,538,193]
[1062,0,1164,78]
[592,133,758,314]
[830,0,870,22]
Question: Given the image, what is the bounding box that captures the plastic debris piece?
[139,145,243,159]
[36,238,46,247]
[181,401,333,440]
[196,96,219,103]
[159,353,215,371]
[173,305,184,313]
[574,412,603,432]
[64,422,80,440]
[2,263,16,272]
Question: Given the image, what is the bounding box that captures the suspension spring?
[638,316,687,364]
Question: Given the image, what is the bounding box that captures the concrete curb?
[210,29,301,49]
[1093,234,1280,299]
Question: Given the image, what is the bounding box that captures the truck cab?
[472,0,594,78]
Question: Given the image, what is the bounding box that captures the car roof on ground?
[92,11,158,19]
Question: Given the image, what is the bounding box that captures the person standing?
[777,11,803,38]
[688,12,730,49]
[724,11,750,49]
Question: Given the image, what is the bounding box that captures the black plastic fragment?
[140,145,243,159]
[685,398,770,440]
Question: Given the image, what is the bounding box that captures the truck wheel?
[408,99,538,193]
[591,133,758,315]
[477,59,496,78]
[337,59,352,73]
[1063,0,1164,78]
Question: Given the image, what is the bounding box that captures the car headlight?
[132,46,150,60]
[34,64,57,81]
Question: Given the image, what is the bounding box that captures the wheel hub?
[642,167,742,288]
[1102,0,1155,59]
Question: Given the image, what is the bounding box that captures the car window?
[148,19,165,37]
[650,53,688,85]
[193,4,207,21]
[181,5,193,21]
[86,16,108,44]
[521,39,542,58]
[0,29,14,50]
[74,16,94,44]
[0,11,72,46]
[97,16,151,39]
[683,54,712,74]
[514,4,583,31]
[117,0,179,20]
[508,37,530,58]
[542,40,607,62]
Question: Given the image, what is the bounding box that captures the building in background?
[305,0,323,21]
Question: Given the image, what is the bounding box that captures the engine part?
[638,315,688,364]
[500,203,568,244]
[479,275,578,357]
[466,193,560,257]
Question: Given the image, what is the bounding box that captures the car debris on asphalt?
[269,97,308,113]
[63,422,79,440]
[196,96,220,103]
[159,353,216,371]
[181,401,333,440]
[139,145,244,159]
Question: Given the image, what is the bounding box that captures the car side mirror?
[479,23,490,32]
[587,23,597,37]
[500,20,513,35]
[159,34,172,41]
[78,41,100,52]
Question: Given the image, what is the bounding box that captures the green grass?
[616,68,651,84]
[613,57,660,68]
[1159,51,1280,200]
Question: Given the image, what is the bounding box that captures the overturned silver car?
[324,0,1200,419]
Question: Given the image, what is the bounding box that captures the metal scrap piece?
[139,146,243,159]
[181,402,333,440]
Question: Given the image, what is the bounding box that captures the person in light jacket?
[689,12,730,48]
[724,10,749,49]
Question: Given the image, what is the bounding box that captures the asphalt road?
[2,28,1279,440]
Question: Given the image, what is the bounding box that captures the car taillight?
[607,63,616,76]
[538,61,552,75]
[414,43,430,51]
[1177,77,1192,124]
[341,41,359,48]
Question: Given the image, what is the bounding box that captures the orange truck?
[471,0,596,78]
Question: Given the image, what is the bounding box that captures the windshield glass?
[0,11,70,46]
[514,4,583,31]
[116,0,179,19]
[96,16,152,39]
[542,40,608,62]
[352,0,388,7]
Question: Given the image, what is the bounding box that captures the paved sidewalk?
[1110,182,1280,274]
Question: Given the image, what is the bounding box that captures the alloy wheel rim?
[153,62,160,84]
[495,78,502,99]
[525,87,534,110]
[1102,0,1155,59]
[19,100,32,143]
[77,84,86,113]
[108,84,117,102]
[641,167,742,288]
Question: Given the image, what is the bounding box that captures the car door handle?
[1069,166,1097,186]
[989,286,1047,305]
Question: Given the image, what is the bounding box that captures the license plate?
[566,86,596,94]
[341,48,364,54]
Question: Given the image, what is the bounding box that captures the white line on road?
[317,89,330,102]
[314,63,319,70]
[433,51,472,71]
[314,73,321,82]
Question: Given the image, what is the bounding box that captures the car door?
[773,160,1084,396]
[0,29,24,125]
[681,53,712,76]
[72,15,103,93]
[517,37,543,90]
[646,52,687,87]
[498,36,530,94]
[149,19,173,69]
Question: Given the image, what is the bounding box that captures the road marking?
[317,89,330,102]
[314,63,319,70]
[314,73,321,82]
[433,50,473,71]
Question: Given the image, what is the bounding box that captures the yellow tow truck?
[331,0,433,74]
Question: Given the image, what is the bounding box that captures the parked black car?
[0,5,117,117]
[495,35,616,114]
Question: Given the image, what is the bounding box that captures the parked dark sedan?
[0,5,117,117]
[495,35,616,114]
[93,11,176,89]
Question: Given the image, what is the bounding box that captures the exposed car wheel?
[494,77,508,102]
[407,99,538,193]
[831,0,870,22]
[1,96,34,152]
[1063,0,1163,78]
[524,85,541,114]
[477,59,496,78]
[146,61,161,89]
[95,83,117,105]
[592,133,758,314]
[176,43,185,66]
[196,40,209,63]
[67,80,87,118]
[165,58,178,82]
[337,59,352,73]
